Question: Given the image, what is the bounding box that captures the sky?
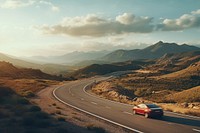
[0,0,200,56]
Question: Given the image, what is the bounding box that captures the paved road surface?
[53,76,200,133]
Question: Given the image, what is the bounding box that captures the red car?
[132,103,163,118]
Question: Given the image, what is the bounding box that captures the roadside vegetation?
[91,61,200,116]
[0,87,70,133]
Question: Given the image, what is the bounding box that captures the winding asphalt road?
[53,76,200,133]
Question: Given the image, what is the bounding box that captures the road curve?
[53,76,200,133]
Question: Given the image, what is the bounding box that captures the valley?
[0,41,200,133]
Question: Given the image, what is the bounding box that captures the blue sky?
[0,0,200,56]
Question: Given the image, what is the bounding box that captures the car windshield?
[146,104,159,108]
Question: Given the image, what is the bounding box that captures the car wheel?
[144,113,149,118]
[132,110,136,115]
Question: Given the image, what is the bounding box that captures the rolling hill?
[165,86,200,103]
[67,60,154,78]
[102,41,200,62]
[0,52,69,75]
[0,61,62,80]
[160,60,200,79]
[146,50,200,73]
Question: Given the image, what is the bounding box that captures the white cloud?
[0,0,35,9]
[0,0,60,12]
[191,9,200,15]
[51,6,59,12]
[37,9,200,37]
[39,13,154,37]
[39,0,60,12]
[116,13,135,25]
[158,9,200,31]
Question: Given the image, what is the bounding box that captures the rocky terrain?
[91,51,200,116]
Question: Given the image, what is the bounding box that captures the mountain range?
[101,41,200,62]
[24,50,110,64]
[69,49,200,79]
[1,41,199,76]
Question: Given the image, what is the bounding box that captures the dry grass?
[0,87,74,133]
[91,81,200,117]
[159,103,200,117]
[159,61,200,79]
[165,86,200,103]
[0,78,59,97]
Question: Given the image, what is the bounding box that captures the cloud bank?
[40,9,200,37]
[40,13,154,37]
[0,0,35,9]
[158,10,200,31]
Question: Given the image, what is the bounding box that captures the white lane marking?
[91,102,97,105]
[193,129,200,132]
[83,82,133,107]
[123,111,133,115]
[53,86,144,133]
[83,79,200,120]
[69,85,75,96]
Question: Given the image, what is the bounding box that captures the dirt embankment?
[91,81,200,117]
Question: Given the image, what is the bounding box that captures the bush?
[134,88,152,97]
[87,124,106,133]
[57,117,65,122]
[17,98,29,105]
[29,106,41,112]
[55,110,61,115]
[55,127,68,133]
[22,115,35,126]
[22,115,52,128]
[34,119,51,128]
[34,112,50,119]
[0,87,13,97]
[24,91,35,98]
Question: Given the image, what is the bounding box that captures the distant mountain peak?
[156,41,164,44]
[102,42,200,62]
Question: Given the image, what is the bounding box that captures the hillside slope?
[68,60,154,78]
[146,51,200,73]
[159,61,200,79]
[0,61,62,80]
[102,41,200,62]
[165,86,200,103]
[25,51,110,64]
[0,53,69,75]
